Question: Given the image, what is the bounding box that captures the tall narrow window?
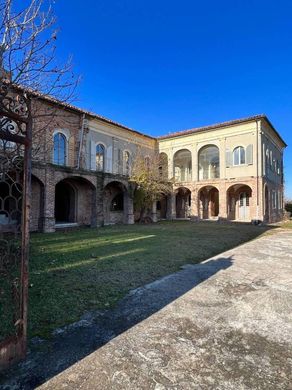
[53,132,67,165]
[96,144,105,171]
[123,151,130,175]
[233,146,245,166]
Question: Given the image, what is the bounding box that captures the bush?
[285,202,292,214]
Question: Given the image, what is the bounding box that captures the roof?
[158,115,287,147]
[11,83,156,141]
[8,83,287,147]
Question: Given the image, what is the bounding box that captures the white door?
[239,192,250,220]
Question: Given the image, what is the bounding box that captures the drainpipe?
[77,114,86,169]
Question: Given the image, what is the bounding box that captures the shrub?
[285,201,292,214]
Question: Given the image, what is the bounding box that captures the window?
[198,145,219,180]
[266,149,270,167]
[96,144,105,171]
[123,151,130,175]
[174,149,192,181]
[233,146,245,166]
[53,132,67,165]
[272,191,276,209]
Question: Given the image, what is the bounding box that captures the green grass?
[1,221,273,340]
[282,220,292,229]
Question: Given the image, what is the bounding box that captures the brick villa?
[4,94,286,232]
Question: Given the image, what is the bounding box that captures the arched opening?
[227,184,252,221]
[104,181,127,225]
[55,177,96,226]
[159,153,168,178]
[198,186,219,219]
[198,145,220,180]
[176,187,191,218]
[157,194,167,219]
[55,181,76,223]
[173,149,192,182]
[30,175,44,231]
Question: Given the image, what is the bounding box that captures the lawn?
[282,220,292,229]
[2,221,273,339]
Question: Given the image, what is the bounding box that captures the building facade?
[5,94,285,233]
[158,116,286,224]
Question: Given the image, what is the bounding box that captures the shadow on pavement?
[1,256,233,390]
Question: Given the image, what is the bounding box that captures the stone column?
[167,193,176,220]
[151,201,158,223]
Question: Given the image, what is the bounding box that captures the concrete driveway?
[37,229,292,390]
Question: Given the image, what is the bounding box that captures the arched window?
[198,145,219,180]
[233,146,245,165]
[123,151,130,175]
[173,149,192,182]
[53,132,67,165]
[96,144,105,171]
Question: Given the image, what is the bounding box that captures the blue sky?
[53,0,291,197]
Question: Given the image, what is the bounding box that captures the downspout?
[77,113,85,169]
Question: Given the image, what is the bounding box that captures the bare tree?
[0,0,80,160]
[0,0,78,99]
[129,150,172,221]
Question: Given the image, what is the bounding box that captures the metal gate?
[0,81,31,370]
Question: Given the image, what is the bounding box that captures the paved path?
[35,229,292,390]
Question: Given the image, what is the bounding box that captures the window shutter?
[226,149,232,167]
[246,144,253,165]
[90,141,96,170]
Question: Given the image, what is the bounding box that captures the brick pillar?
[167,193,176,220]
[124,192,134,224]
[219,186,227,220]
[42,170,55,232]
[95,175,104,227]
[151,201,158,222]
[190,189,199,220]
[90,187,98,228]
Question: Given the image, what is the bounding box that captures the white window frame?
[123,150,131,176]
[233,146,246,166]
[95,142,106,172]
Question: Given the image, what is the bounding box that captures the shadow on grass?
[2,255,233,389]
